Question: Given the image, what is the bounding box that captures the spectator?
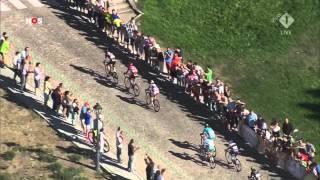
[71,99,79,125]
[270,119,281,141]
[157,168,166,180]
[0,32,7,42]
[84,108,92,138]
[20,47,30,64]
[0,35,9,66]
[20,60,30,92]
[144,154,155,180]
[170,53,182,82]
[80,102,90,134]
[282,118,294,136]
[305,140,316,161]
[193,62,203,77]
[204,66,213,84]
[12,51,22,83]
[224,84,231,98]
[256,116,268,137]
[247,110,258,129]
[116,127,124,163]
[128,139,139,172]
[311,162,320,179]
[100,128,106,154]
[34,62,42,96]
[43,76,52,107]
[164,48,173,77]
[51,83,63,113]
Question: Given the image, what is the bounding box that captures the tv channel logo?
[26,17,43,25]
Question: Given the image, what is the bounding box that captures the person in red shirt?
[170,53,182,81]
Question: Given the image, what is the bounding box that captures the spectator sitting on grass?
[247,110,258,129]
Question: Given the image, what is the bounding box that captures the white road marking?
[0,2,11,11]
[7,0,27,9]
[25,0,43,7]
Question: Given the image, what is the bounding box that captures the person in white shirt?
[116,127,124,163]
[34,62,42,96]
[12,51,22,83]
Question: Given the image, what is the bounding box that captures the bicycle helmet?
[205,123,209,128]
[150,80,155,84]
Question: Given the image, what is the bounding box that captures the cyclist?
[125,62,138,85]
[248,167,261,180]
[104,50,116,74]
[226,140,239,162]
[203,137,216,157]
[148,80,160,106]
[201,124,216,142]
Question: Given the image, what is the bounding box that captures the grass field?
[138,0,320,160]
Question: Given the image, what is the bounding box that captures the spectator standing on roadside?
[270,119,281,141]
[0,35,10,66]
[204,66,213,84]
[44,76,52,107]
[20,47,30,64]
[80,102,90,133]
[71,99,79,125]
[305,140,316,161]
[144,154,155,180]
[128,139,139,172]
[84,108,92,138]
[34,62,42,96]
[20,60,30,92]
[12,51,22,83]
[247,110,258,129]
[282,118,294,136]
[157,168,166,180]
[51,83,63,113]
[116,127,124,163]
[164,48,173,77]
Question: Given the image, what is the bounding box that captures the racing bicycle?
[225,148,242,172]
[103,59,118,85]
[87,129,110,153]
[145,90,160,112]
[124,74,140,96]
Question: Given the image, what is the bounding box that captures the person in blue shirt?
[164,48,173,76]
[247,110,257,129]
[202,124,216,140]
[84,108,92,138]
[204,138,215,153]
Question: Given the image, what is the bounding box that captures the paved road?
[0,1,294,179]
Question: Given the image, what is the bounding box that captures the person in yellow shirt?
[113,18,122,40]
[0,35,10,67]
[104,11,112,34]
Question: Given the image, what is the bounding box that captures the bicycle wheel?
[104,64,110,76]
[145,93,151,105]
[133,84,140,97]
[235,159,242,172]
[124,77,130,89]
[209,156,216,169]
[112,72,119,85]
[225,150,232,164]
[103,140,110,153]
[153,99,160,112]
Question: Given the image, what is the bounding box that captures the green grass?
[2,151,16,161]
[0,173,12,180]
[139,0,320,160]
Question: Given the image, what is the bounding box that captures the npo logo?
[26,17,43,25]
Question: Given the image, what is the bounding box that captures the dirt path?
[0,1,293,179]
